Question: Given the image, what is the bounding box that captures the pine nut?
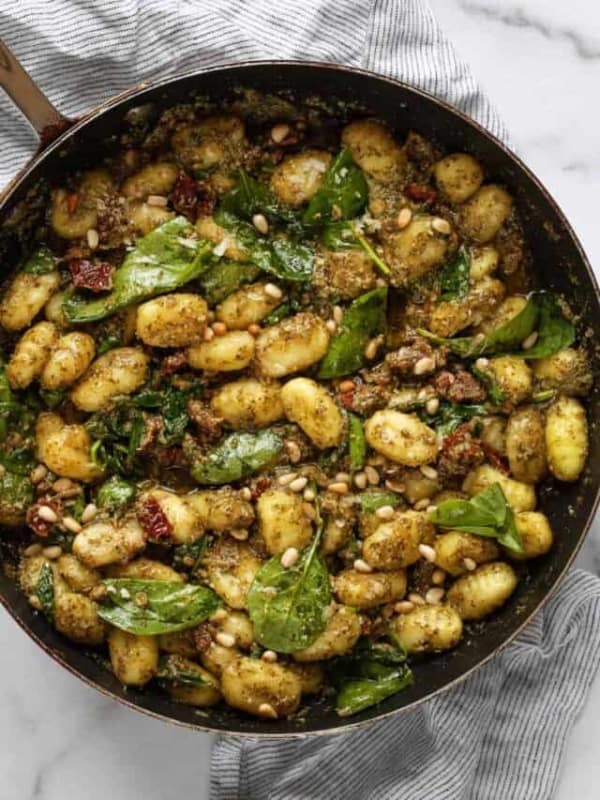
[212,321,227,336]
[475,357,489,370]
[431,217,451,235]
[420,465,438,480]
[414,498,432,511]
[230,528,249,541]
[353,558,373,574]
[261,650,278,662]
[239,487,252,502]
[271,123,290,143]
[354,472,368,489]
[212,239,228,257]
[30,464,47,484]
[335,472,351,484]
[425,397,440,415]
[86,228,99,249]
[42,545,62,560]
[339,380,355,393]
[364,337,380,360]
[328,482,349,494]
[62,516,82,534]
[289,476,308,493]
[303,502,317,521]
[53,478,73,493]
[278,472,297,486]
[210,608,228,622]
[326,319,337,334]
[432,568,446,585]
[414,356,435,375]
[418,543,436,562]
[29,594,42,611]
[285,439,302,464]
[522,331,539,350]
[375,505,395,520]
[81,503,98,524]
[367,454,385,466]
[252,213,269,234]
[394,600,415,614]
[248,323,261,336]
[426,505,437,514]
[281,547,299,568]
[425,587,445,604]
[463,557,477,571]
[258,702,278,719]
[24,543,43,557]
[333,305,344,323]
[37,506,58,524]
[385,479,405,494]
[397,207,412,229]
[365,466,380,485]
[335,517,346,528]
[264,282,283,299]
[215,632,236,648]
[408,592,426,606]
[147,194,168,207]
[303,487,316,502]
[203,326,215,341]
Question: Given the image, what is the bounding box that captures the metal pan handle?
[0,38,71,141]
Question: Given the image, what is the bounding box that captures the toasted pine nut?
[475,357,489,370]
[353,472,368,490]
[333,305,344,323]
[278,472,297,486]
[285,439,302,464]
[42,545,62,560]
[397,207,413,229]
[203,326,215,341]
[248,323,261,336]
[212,239,228,257]
[240,487,252,501]
[418,543,436,562]
[420,465,438,480]
[326,319,337,334]
[425,587,445,604]
[258,702,278,719]
[522,331,539,350]
[271,124,290,143]
[146,194,168,207]
[230,528,249,541]
[252,213,269,234]
[281,547,299,568]
[261,650,278,662]
[328,482,349,495]
[86,228,99,249]
[53,478,73,493]
[81,503,98,524]
[375,505,395,520]
[29,594,42,611]
[425,397,440,415]
[303,487,316,502]
[365,466,380,485]
[339,380,355,393]
[215,632,236,648]
[431,217,451,235]
[264,282,283,299]
[62,516,82,534]
[210,608,229,622]
[289,476,308,493]
[432,568,446,585]
[37,506,58,524]
[212,321,227,336]
[30,465,47,484]
[394,600,415,614]
[408,592,426,606]
[414,356,435,375]
[463,557,477,571]
[24,543,43,557]
[353,558,373,573]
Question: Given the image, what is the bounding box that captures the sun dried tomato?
[137,497,173,543]
[481,443,510,475]
[68,259,114,292]
[250,476,270,502]
[406,182,437,204]
[171,173,198,220]
[159,350,188,379]
[66,192,79,215]
[156,446,183,468]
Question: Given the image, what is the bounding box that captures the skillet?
[1,40,599,737]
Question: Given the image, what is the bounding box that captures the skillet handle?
[0,38,71,142]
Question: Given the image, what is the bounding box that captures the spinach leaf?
[430,482,523,552]
[39,388,66,409]
[357,490,403,514]
[348,413,367,471]
[303,149,368,226]
[21,246,55,275]
[0,471,34,523]
[221,170,301,230]
[317,288,388,379]
[321,221,359,250]
[417,292,574,360]
[471,365,504,406]
[197,259,261,306]
[97,333,122,355]
[191,430,283,485]
[63,217,213,323]
[247,523,331,653]
[330,638,413,717]
[419,402,487,437]
[35,562,55,620]
[0,444,35,476]
[214,209,313,283]
[172,539,208,573]
[157,655,210,688]
[134,385,193,446]
[97,579,221,635]
[438,248,470,302]
[96,476,136,512]
[262,300,296,326]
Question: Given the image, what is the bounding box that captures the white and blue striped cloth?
[1,3,600,799]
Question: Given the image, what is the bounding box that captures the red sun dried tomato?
[68,259,114,292]
[26,499,61,538]
[406,182,437,204]
[137,497,173,543]
[481,443,510,475]
[159,350,188,379]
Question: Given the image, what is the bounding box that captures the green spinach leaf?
[172,539,208,573]
[515,293,575,358]
[214,209,313,283]
[35,562,55,620]
[97,579,220,635]
[63,217,214,323]
[0,444,35,476]
[0,471,34,523]
[357,490,403,514]
[471,365,504,406]
[197,259,261,306]
[438,247,470,302]
[191,430,283,485]
[419,402,487,437]
[317,287,388,379]
[96,476,136,512]
[134,385,193,446]
[429,482,523,552]
[303,149,368,226]
[330,638,413,716]
[157,655,210,688]
[21,246,56,275]
[247,522,331,653]
[221,170,301,230]
[348,413,367,471]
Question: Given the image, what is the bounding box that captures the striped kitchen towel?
[1,2,599,800]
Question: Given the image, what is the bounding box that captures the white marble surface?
[2,2,600,798]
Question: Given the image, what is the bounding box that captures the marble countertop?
[2,1,600,798]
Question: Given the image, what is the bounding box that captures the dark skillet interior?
[1,63,599,737]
